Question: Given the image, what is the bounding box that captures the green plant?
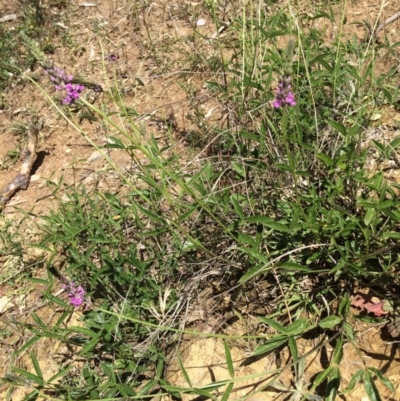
[2,0,400,400]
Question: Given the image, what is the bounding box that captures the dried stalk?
[0,125,39,211]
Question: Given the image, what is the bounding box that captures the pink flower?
[45,65,85,105]
[273,75,296,108]
[63,282,86,307]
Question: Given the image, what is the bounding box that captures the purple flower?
[273,75,296,108]
[63,282,86,307]
[45,66,73,86]
[93,84,103,93]
[62,83,85,104]
[106,53,118,61]
[45,65,85,105]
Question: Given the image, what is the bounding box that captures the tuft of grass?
[2,0,400,400]
[0,0,69,94]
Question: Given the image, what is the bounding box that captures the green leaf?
[26,278,50,285]
[310,366,334,390]
[243,216,276,224]
[316,153,333,167]
[45,293,69,308]
[178,353,192,388]
[347,124,360,137]
[364,370,382,401]
[230,196,245,220]
[343,369,363,394]
[377,199,395,209]
[364,208,376,226]
[325,367,340,401]
[117,384,137,397]
[285,318,308,335]
[328,120,347,137]
[14,335,41,356]
[231,162,245,177]
[258,317,286,333]
[30,312,47,330]
[177,205,199,223]
[29,353,43,380]
[338,293,350,317]
[48,365,73,384]
[382,232,400,239]
[239,264,266,283]
[199,380,230,390]
[288,337,302,383]
[136,204,166,225]
[288,336,298,362]
[279,262,312,272]
[252,335,288,356]
[221,383,234,401]
[235,232,257,246]
[138,379,157,396]
[68,326,99,337]
[353,315,385,324]
[319,315,342,329]
[161,383,192,395]
[389,136,400,151]
[103,136,126,149]
[237,247,268,264]
[244,216,290,232]
[264,221,290,232]
[342,321,357,342]
[332,334,343,365]
[156,358,164,378]
[224,341,234,378]
[12,367,44,385]
[368,367,395,393]
[276,163,293,173]
[79,337,100,357]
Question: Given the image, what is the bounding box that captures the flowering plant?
[272,40,296,109]
[45,65,85,105]
[62,281,86,307]
[273,74,296,108]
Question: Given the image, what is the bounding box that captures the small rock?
[30,174,41,182]
[87,151,101,163]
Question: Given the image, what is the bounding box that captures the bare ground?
[1,0,400,400]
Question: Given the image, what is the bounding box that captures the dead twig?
[374,11,400,37]
[0,125,39,211]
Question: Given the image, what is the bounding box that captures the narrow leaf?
[319,315,342,329]
[221,383,234,401]
[30,352,43,380]
[332,334,343,365]
[364,370,382,401]
[252,335,288,356]
[178,353,192,388]
[258,317,286,333]
[325,367,340,401]
[311,366,334,390]
[368,367,395,393]
[285,318,309,335]
[343,369,363,393]
[279,262,312,272]
[224,341,234,378]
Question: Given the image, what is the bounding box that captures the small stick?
[0,125,39,212]
[374,11,400,37]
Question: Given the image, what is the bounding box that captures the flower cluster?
[62,83,85,105]
[272,74,296,109]
[45,66,85,105]
[63,281,86,307]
